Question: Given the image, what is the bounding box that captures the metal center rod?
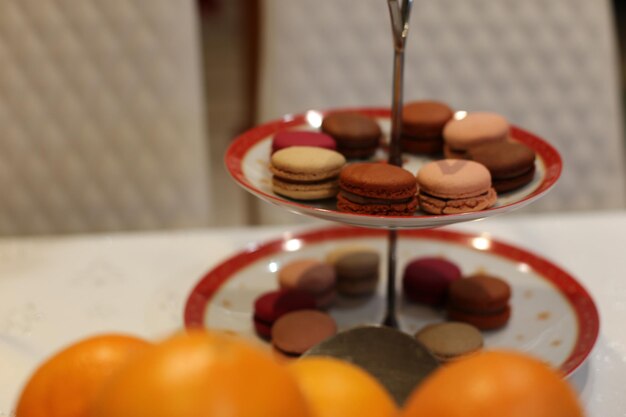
[384,0,413,328]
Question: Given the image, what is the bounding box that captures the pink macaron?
[278,259,337,308]
[416,159,497,215]
[271,131,337,154]
[442,112,509,159]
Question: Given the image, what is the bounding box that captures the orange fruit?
[401,350,585,417]
[288,357,398,417]
[90,329,312,417]
[16,333,150,417]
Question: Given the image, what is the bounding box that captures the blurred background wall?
[199,0,626,226]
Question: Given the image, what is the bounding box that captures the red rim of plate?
[184,226,598,376]
[224,107,563,224]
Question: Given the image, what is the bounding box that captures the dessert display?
[337,162,418,215]
[326,245,381,297]
[278,259,337,308]
[271,310,338,357]
[447,273,512,330]
[442,111,509,159]
[468,141,537,193]
[321,112,382,159]
[270,146,346,200]
[253,289,318,339]
[416,159,497,214]
[401,100,454,155]
[271,130,337,153]
[414,322,484,363]
[402,257,462,305]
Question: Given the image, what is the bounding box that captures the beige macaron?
[414,321,484,363]
[270,146,346,200]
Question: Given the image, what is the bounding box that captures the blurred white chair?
[0,0,212,235]
[256,0,625,223]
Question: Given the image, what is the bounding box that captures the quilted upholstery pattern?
[0,0,211,235]
[258,0,625,216]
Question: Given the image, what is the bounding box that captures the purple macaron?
[402,257,462,306]
[271,131,337,154]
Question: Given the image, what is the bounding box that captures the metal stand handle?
[383,0,413,328]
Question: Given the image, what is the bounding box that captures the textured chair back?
[257,0,625,216]
[0,0,211,235]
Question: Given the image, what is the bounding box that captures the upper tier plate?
[225,108,562,229]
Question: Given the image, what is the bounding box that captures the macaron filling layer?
[339,190,415,205]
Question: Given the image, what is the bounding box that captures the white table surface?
[1,210,625,415]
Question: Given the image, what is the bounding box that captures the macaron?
[278,259,337,308]
[442,112,509,159]
[414,321,484,363]
[402,257,462,305]
[321,112,382,159]
[271,130,337,154]
[326,245,380,297]
[467,141,537,193]
[270,146,346,200]
[337,162,418,215]
[401,100,454,155]
[416,159,497,214]
[447,273,512,330]
[271,310,338,357]
[253,289,318,339]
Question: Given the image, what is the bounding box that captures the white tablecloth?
[1,210,625,415]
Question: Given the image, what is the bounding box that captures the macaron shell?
[416,159,493,199]
[401,136,443,155]
[336,145,378,159]
[447,304,511,330]
[337,194,418,215]
[271,130,337,153]
[270,146,346,181]
[271,310,338,356]
[272,177,339,200]
[448,274,512,312]
[414,322,484,362]
[402,101,454,136]
[337,276,379,296]
[326,245,379,265]
[443,112,510,149]
[321,112,382,143]
[278,259,336,295]
[418,187,497,214]
[339,163,417,199]
[492,165,536,193]
[402,257,462,306]
[333,251,380,278]
[253,289,318,323]
[468,141,536,178]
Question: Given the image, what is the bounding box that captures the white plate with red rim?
[225,107,562,229]
[185,226,598,376]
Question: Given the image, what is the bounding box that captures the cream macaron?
[270,146,346,200]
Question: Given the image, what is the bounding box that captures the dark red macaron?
[467,141,536,193]
[447,273,512,330]
[271,130,337,154]
[337,162,418,215]
[402,257,462,305]
[253,289,317,339]
[321,112,382,159]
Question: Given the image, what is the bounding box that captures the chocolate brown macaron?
[271,310,338,357]
[447,273,512,330]
[337,162,418,216]
[468,141,536,193]
[401,100,454,155]
[321,112,382,159]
